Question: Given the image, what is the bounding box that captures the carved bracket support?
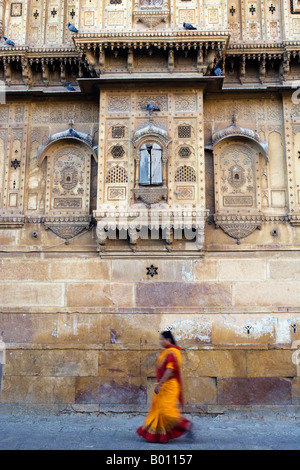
[134,187,168,205]
[133,10,169,28]
[44,216,92,240]
[214,214,263,244]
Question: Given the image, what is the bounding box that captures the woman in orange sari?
[137,330,193,443]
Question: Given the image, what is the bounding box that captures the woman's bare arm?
[154,368,174,394]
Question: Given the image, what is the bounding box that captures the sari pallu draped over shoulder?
[136,344,191,443]
[156,345,184,405]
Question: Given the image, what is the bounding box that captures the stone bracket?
[44,216,92,240]
[133,10,169,28]
[134,187,168,206]
[214,214,263,244]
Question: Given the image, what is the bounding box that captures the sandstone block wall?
[1,252,299,412]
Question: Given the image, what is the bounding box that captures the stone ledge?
[1,306,300,314]
[0,403,300,420]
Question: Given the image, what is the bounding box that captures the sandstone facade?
[0,0,300,413]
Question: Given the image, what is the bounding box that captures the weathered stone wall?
[1,0,300,413]
[0,252,299,411]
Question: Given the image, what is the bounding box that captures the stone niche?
[38,128,97,240]
[210,119,269,243]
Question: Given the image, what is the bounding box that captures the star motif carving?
[146,265,158,277]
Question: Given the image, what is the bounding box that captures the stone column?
[0,0,4,37]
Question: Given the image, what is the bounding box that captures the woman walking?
[137,330,193,443]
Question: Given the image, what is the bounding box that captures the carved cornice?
[228,41,300,51]
[132,123,170,144]
[212,120,260,145]
[0,47,77,57]
[210,118,269,161]
[0,215,25,228]
[73,30,230,52]
[289,214,300,226]
[45,127,93,149]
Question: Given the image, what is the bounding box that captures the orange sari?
[137,345,191,443]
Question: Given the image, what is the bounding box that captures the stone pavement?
[0,406,300,452]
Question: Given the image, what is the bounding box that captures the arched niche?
[38,132,98,239]
[211,131,269,243]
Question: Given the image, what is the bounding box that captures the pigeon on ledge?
[183,22,197,30]
[66,82,76,91]
[213,66,223,76]
[68,128,81,139]
[3,36,15,46]
[146,104,160,112]
[68,22,78,33]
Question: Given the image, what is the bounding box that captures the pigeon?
[68,22,78,33]
[183,22,197,30]
[68,128,81,139]
[213,66,223,76]
[66,82,76,91]
[3,36,15,46]
[146,104,160,112]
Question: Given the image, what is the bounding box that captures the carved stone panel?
[215,141,261,210]
[95,87,206,252]
[46,143,91,215]
[1,126,27,222]
[39,140,96,239]
[213,138,265,242]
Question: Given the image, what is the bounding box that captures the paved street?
[0,407,299,451]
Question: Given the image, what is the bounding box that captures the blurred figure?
[137,330,193,443]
